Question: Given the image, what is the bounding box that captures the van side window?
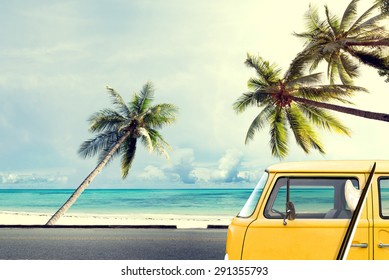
[264,177,359,219]
[379,178,389,218]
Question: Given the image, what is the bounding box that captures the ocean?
[0,188,254,217]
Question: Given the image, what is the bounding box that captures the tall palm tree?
[233,54,389,158]
[294,0,389,85]
[46,82,178,225]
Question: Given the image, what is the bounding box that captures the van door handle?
[378,243,389,248]
[351,243,368,248]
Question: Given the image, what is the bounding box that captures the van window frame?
[237,171,269,218]
[264,176,359,220]
[378,176,389,219]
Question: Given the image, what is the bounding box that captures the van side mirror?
[283,201,296,225]
[286,201,295,220]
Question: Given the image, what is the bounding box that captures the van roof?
[266,160,389,173]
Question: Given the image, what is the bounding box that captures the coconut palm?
[294,0,389,85]
[234,54,389,158]
[46,82,178,225]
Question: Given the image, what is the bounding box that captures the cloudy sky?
[1,0,388,189]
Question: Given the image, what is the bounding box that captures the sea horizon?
[0,188,254,217]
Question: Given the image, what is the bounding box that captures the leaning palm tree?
[234,54,389,158]
[46,82,178,225]
[294,0,389,85]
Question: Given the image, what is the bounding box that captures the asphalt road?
[0,227,228,260]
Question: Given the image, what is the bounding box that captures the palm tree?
[294,0,389,85]
[46,82,178,225]
[233,54,389,158]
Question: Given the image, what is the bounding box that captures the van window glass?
[379,178,389,218]
[238,172,269,218]
[264,177,359,219]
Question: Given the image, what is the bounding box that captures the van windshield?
[238,172,269,218]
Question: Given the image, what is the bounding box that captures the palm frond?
[233,92,256,113]
[337,56,355,85]
[285,107,309,153]
[296,84,365,102]
[106,86,131,117]
[284,49,315,81]
[341,0,360,32]
[348,2,381,34]
[353,50,389,70]
[269,109,288,159]
[137,127,153,153]
[297,103,351,136]
[143,103,179,128]
[286,105,325,154]
[248,77,272,91]
[88,109,126,133]
[327,52,339,84]
[309,51,325,73]
[293,31,319,41]
[245,54,282,85]
[324,5,339,38]
[296,86,341,101]
[130,82,155,114]
[287,73,323,87]
[120,137,137,179]
[78,131,120,159]
[352,27,389,42]
[339,53,360,79]
[245,104,274,144]
[302,4,327,34]
[149,129,171,159]
[351,12,388,34]
[97,141,122,165]
[285,106,307,153]
[232,90,271,113]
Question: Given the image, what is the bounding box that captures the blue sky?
[0,0,388,189]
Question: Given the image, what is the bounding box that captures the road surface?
[0,227,228,260]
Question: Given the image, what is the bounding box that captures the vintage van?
[225,160,389,260]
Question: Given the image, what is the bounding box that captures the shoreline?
[0,211,233,229]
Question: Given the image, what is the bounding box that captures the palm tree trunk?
[291,96,389,122]
[45,130,132,225]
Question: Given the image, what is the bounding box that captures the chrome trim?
[351,243,368,248]
[378,243,389,248]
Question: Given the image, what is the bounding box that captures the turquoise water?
[2,188,389,217]
[0,189,253,216]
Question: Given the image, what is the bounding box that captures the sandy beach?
[0,211,232,229]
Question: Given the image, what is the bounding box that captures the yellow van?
[225,160,389,260]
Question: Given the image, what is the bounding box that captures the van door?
[242,174,370,260]
[373,176,389,259]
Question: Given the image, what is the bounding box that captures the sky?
[0,0,388,189]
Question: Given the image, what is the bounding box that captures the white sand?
[0,211,232,229]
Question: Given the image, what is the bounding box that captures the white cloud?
[138,165,168,181]
[189,149,245,183]
[139,148,260,186]
[0,172,68,186]
[165,148,197,184]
